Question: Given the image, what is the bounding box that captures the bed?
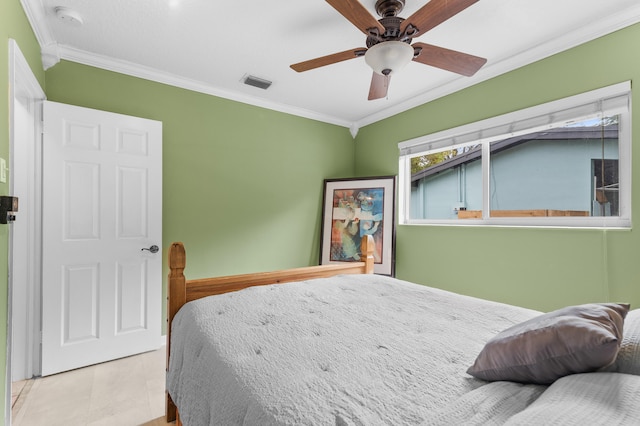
[165,235,640,425]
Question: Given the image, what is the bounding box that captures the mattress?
[167,274,545,425]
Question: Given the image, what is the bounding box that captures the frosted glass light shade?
[364,41,414,76]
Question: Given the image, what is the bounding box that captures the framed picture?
[320,176,396,276]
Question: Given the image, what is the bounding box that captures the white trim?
[8,39,46,426]
[354,5,640,129]
[41,43,61,70]
[19,0,640,132]
[481,142,490,220]
[405,217,632,229]
[399,82,631,152]
[19,0,55,48]
[56,45,353,129]
[397,156,408,224]
[618,93,633,225]
[9,40,46,102]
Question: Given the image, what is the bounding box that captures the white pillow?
[607,308,640,375]
[505,372,640,424]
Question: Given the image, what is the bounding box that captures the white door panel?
[41,101,162,376]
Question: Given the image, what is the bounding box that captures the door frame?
[8,38,46,420]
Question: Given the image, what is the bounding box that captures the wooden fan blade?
[326,0,385,36]
[291,48,367,72]
[368,72,390,100]
[400,0,479,38]
[412,42,486,76]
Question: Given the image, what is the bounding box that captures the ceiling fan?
[291,0,487,100]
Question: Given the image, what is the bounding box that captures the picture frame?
[320,176,396,276]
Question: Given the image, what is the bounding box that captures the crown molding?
[55,44,354,129]
[353,4,640,130]
[20,0,55,47]
[20,0,640,137]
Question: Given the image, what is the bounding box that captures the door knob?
[141,245,159,254]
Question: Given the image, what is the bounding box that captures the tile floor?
[11,347,173,426]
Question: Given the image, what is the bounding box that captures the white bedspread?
[505,372,640,425]
[167,274,543,425]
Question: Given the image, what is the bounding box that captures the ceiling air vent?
[243,75,272,90]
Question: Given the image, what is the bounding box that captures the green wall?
[1,0,45,422]
[45,62,356,332]
[5,4,640,423]
[355,23,640,312]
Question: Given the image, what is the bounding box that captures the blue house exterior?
[410,126,619,220]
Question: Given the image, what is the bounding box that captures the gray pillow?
[467,303,629,385]
[605,308,640,375]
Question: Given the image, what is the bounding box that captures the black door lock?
[0,196,18,224]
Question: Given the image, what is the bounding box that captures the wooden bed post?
[361,234,375,274]
[166,242,186,424]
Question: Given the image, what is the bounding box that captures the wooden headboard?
[165,235,375,423]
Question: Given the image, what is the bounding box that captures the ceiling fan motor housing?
[367,0,417,49]
[366,16,413,47]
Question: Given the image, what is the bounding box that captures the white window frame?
[398,82,632,228]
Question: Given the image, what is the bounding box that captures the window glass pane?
[398,83,630,227]
[409,145,482,219]
[488,116,619,218]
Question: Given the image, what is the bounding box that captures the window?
[398,82,631,227]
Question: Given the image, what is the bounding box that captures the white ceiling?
[21,0,640,134]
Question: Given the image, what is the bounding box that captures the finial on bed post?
[361,234,375,274]
[167,242,186,423]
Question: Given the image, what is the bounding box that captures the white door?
[41,101,162,376]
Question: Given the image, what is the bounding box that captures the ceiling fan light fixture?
[365,41,414,76]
